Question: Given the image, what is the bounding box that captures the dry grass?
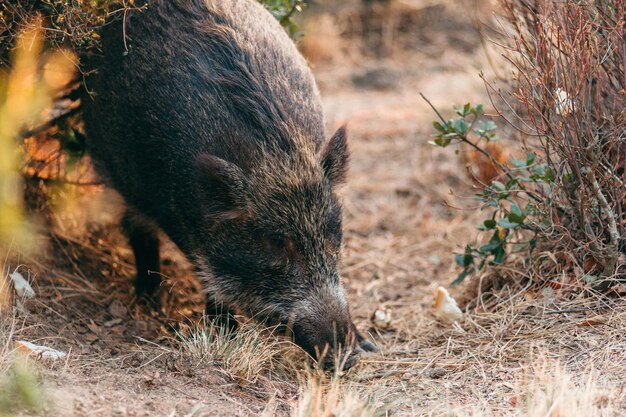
[432,358,618,417]
[514,361,611,417]
[0,272,16,375]
[291,374,381,417]
[177,317,299,385]
[0,267,47,416]
[176,315,386,416]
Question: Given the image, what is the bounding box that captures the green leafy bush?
[427,0,625,290]
[428,103,548,285]
[0,359,46,416]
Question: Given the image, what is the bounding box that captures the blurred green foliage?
[429,103,553,285]
[259,0,307,37]
[0,359,45,416]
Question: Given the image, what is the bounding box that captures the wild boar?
[82,0,377,369]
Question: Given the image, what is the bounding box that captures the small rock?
[135,320,148,333]
[108,299,128,318]
[424,368,447,379]
[371,307,392,330]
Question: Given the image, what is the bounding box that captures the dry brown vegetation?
[1,0,625,416]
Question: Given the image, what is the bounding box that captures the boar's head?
[193,126,362,369]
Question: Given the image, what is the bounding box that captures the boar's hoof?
[357,331,380,353]
[135,283,163,310]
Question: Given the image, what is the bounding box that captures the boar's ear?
[321,126,349,186]
[196,154,249,220]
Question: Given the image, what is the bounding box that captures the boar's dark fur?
[82,0,377,369]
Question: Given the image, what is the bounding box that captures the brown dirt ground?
[4,1,626,416]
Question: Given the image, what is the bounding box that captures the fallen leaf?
[104,318,123,328]
[583,256,599,274]
[86,320,100,334]
[576,316,607,327]
[547,281,562,289]
[9,271,35,299]
[434,286,463,323]
[15,340,66,361]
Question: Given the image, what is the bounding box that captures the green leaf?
[498,218,520,229]
[506,178,518,189]
[451,267,474,286]
[455,251,474,267]
[512,158,527,168]
[478,120,497,132]
[483,219,497,229]
[508,212,525,224]
[260,0,305,36]
[434,135,452,147]
[490,229,504,242]
[433,121,447,133]
[453,119,469,135]
[510,203,524,218]
[492,246,507,264]
[463,103,471,115]
[479,241,501,253]
[491,181,506,191]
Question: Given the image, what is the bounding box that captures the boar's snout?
[289,289,361,371]
[292,318,361,371]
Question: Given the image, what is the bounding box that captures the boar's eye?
[262,233,296,260]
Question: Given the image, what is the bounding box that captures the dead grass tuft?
[516,361,611,417]
[177,317,298,385]
[438,358,617,417]
[292,373,380,417]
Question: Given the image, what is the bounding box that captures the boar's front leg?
[205,296,239,331]
[121,210,162,300]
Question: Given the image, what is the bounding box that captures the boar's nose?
[291,318,361,371]
[288,285,360,370]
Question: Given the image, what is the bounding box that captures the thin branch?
[419,92,446,124]
[588,168,621,279]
